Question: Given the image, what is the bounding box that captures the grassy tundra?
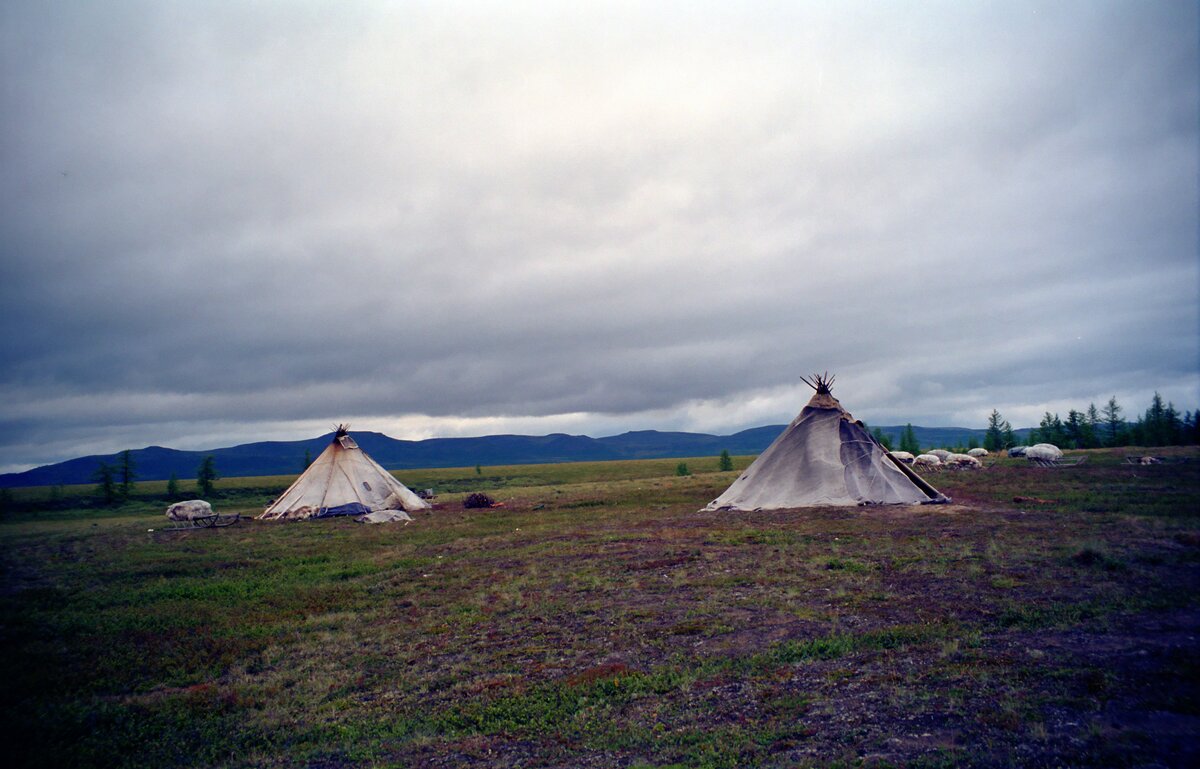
[1,449,1197,768]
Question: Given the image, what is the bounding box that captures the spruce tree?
[1037,412,1066,446]
[899,424,920,454]
[1164,402,1182,445]
[1101,396,1123,447]
[1184,411,1200,445]
[1083,403,1101,448]
[1002,422,1017,449]
[1142,393,1172,446]
[719,449,733,471]
[984,410,1008,452]
[118,449,137,498]
[1129,416,1146,446]
[196,455,219,497]
[1055,415,1067,445]
[93,462,118,505]
[1065,410,1085,449]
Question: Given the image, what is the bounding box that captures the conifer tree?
[1129,416,1146,446]
[1065,410,1086,449]
[1082,403,1101,448]
[719,449,733,471]
[1036,412,1067,446]
[196,455,219,497]
[983,410,1012,451]
[118,449,137,498]
[899,424,920,454]
[1184,411,1200,445]
[93,462,118,505]
[1164,402,1182,445]
[1101,396,1124,447]
[1141,392,1178,446]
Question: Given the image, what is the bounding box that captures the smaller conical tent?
[704,375,948,511]
[259,426,430,521]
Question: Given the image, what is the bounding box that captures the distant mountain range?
[0,424,1032,488]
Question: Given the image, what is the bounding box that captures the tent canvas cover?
[704,375,948,511]
[259,426,430,521]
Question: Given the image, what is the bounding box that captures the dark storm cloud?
[1,1,1196,471]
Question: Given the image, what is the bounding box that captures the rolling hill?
[0,424,1031,488]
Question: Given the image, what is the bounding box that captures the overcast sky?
[1,1,1197,473]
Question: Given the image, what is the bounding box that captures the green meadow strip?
[388,622,953,743]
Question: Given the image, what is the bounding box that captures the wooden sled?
[163,513,241,531]
[1124,455,1192,466]
[1028,456,1087,468]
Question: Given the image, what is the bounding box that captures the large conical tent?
[704,375,948,511]
[260,426,430,521]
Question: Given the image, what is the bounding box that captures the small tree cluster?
[675,462,691,477]
[1031,410,1101,448]
[1128,392,1199,447]
[899,424,920,454]
[1025,393,1198,449]
[93,449,138,504]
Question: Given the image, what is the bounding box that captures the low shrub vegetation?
[1,447,1196,767]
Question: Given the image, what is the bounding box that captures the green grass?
[1,448,1197,767]
[0,454,755,518]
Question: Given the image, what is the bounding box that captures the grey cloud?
[1,1,1196,472]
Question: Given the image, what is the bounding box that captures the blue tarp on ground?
[317,502,373,518]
